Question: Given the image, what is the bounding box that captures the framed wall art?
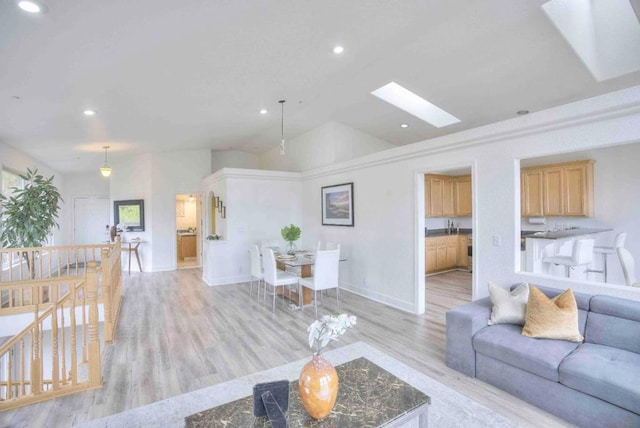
[321,182,354,226]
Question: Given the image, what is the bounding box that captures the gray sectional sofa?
[446,285,640,427]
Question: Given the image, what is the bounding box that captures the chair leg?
[336,288,340,311]
[272,286,277,314]
[314,290,318,318]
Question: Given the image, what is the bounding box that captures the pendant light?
[279,99,286,155]
[100,146,112,177]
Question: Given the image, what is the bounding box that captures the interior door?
[74,196,110,244]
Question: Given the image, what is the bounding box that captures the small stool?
[588,232,626,282]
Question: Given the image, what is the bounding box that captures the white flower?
[307,314,357,355]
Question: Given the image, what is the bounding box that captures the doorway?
[175,194,201,269]
[420,166,474,315]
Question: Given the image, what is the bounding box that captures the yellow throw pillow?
[521,286,584,342]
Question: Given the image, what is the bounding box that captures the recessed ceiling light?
[259,109,268,115]
[333,46,344,54]
[18,1,44,13]
[400,123,409,128]
[83,109,96,116]
[371,82,460,128]
[517,110,530,115]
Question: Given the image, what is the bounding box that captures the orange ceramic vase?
[298,355,339,420]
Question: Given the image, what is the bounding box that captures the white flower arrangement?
[307,314,357,355]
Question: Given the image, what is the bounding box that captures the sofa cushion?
[522,287,583,342]
[473,323,579,382]
[586,295,640,354]
[512,284,589,334]
[559,343,640,415]
[488,281,529,325]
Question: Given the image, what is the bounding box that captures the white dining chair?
[299,248,340,317]
[543,239,594,278]
[617,247,637,286]
[317,241,340,252]
[249,245,263,299]
[262,248,299,314]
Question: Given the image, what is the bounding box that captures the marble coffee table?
[185,356,430,427]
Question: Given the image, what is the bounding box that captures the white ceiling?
[1,0,640,174]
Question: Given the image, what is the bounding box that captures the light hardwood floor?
[1,269,570,427]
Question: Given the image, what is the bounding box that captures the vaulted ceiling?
[1,0,639,173]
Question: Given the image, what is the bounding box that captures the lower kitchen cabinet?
[425,235,469,274]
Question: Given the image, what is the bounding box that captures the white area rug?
[80,342,515,428]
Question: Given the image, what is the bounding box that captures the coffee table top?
[185,357,430,427]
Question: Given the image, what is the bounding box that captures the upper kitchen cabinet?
[425,174,472,217]
[521,169,544,217]
[453,175,472,217]
[425,174,454,217]
[521,160,594,217]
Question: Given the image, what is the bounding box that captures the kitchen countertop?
[425,228,472,237]
[523,228,612,240]
[177,232,197,236]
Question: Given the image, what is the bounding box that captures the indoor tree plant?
[281,224,301,255]
[0,168,63,279]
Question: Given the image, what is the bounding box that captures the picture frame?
[321,182,354,226]
[222,205,226,219]
[215,196,220,208]
[114,199,145,231]
[218,200,223,213]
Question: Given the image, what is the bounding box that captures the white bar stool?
[588,232,626,282]
[543,239,594,278]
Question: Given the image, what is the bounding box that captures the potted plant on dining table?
[281,224,301,255]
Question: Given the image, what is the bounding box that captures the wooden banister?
[0,240,122,411]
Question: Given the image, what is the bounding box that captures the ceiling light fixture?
[371,82,460,128]
[18,1,44,13]
[100,146,112,177]
[84,109,96,116]
[260,109,268,115]
[333,45,344,54]
[279,100,286,156]
[400,123,409,128]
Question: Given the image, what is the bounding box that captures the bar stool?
[589,232,626,282]
[543,239,594,278]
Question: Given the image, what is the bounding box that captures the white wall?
[107,149,211,272]
[201,169,303,286]
[211,150,260,172]
[259,121,394,172]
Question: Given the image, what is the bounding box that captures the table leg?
[128,245,132,275]
[134,248,143,272]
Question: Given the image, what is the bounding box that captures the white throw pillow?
[487,281,530,326]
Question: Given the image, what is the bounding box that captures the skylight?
[542,0,640,81]
[371,82,460,128]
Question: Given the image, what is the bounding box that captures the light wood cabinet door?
[564,162,593,216]
[425,238,437,274]
[435,238,448,270]
[521,169,544,217]
[181,235,197,258]
[442,179,455,217]
[458,235,468,268]
[454,175,472,216]
[446,237,458,268]
[543,167,564,216]
[425,176,444,217]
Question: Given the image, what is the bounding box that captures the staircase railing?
[0,240,122,411]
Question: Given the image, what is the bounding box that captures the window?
[2,169,26,269]
[1,169,24,197]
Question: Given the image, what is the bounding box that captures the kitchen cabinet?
[177,234,197,260]
[453,175,472,216]
[458,235,468,268]
[521,169,544,217]
[521,160,594,217]
[425,235,469,274]
[425,175,454,217]
[425,174,470,217]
